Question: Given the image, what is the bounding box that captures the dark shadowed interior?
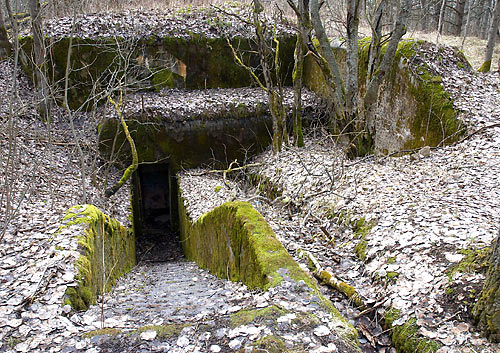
[132,163,183,262]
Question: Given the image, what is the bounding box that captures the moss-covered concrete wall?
[60,205,135,311]
[178,198,310,289]
[303,39,465,154]
[19,34,295,110]
[98,113,273,172]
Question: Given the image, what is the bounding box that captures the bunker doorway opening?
[132,163,183,263]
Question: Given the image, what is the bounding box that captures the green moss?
[387,256,397,264]
[134,324,190,339]
[248,173,282,200]
[178,197,359,345]
[82,328,122,338]
[152,68,183,91]
[6,337,23,349]
[354,240,367,261]
[60,205,135,311]
[250,335,287,353]
[305,38,464,153]
[230,305,287,328]
[384,308,441,353]
[446,247,490,280]
[386,271,400,282]
[478,60,491,73]
[214,185,222,192]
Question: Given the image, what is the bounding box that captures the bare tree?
[28,0,51,120]
[303,0,410,155]
[479,0,500,71]
[287,0,312,148]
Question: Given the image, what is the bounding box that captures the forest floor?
[1,13,500,353]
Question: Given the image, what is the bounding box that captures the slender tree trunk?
[253,0,287,153]
[288,0,310,147]
[473,231,500,342]
[29,0,51,121]
[479,0,494,39]
[0,5,11,58]
[420,0,428,31]
[365,0,409,119]
[310,0,346,113]
[436,0,447,43]
[345,0,361,128]
[479,0,500,71]
[455,0,467,35]
[461,0,476,49]
[366,0,385,88]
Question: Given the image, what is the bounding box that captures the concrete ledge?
[178,191,361,350]
[179,198,308,290]
[59,205,135,311]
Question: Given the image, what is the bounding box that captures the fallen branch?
[186,162,263,177]
[298,249,365,308]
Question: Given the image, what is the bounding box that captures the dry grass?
[358,25,500,71]
[404,30,500,71]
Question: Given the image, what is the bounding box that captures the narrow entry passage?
[134,164,182,262]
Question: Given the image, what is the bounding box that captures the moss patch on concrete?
[250,335,288,353]
[178,195,359,347]
[230,305,288,328]
[384,308,441,353]
[60,205,135,311]
[82,328,122,338]
[178,199,313,290]
[19,26,295,110]
[303,39,465,154]
[97,103,273,173]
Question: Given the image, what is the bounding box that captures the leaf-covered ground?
[179,44,500,352]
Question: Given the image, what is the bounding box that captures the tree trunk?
[479,0,494,39]
[461,0,476,49]
[288,0,310,147]
[365,0,409,124]
[253,0,288,153]
[420,0,429,31]
[436,0,447,43]
[473,231,500,342]
[310,0,346,115]
[455,0,467,35]
[345,0,361,130]
[479,0,500,71]
[0,5,11,58]
[366,0,385,88]
[29,0,51,121]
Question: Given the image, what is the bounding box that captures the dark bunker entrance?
[132,163,183,262]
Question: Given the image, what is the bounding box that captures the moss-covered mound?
[18,7,296,110]
[304,39,467,154]
[60,205,135,310]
